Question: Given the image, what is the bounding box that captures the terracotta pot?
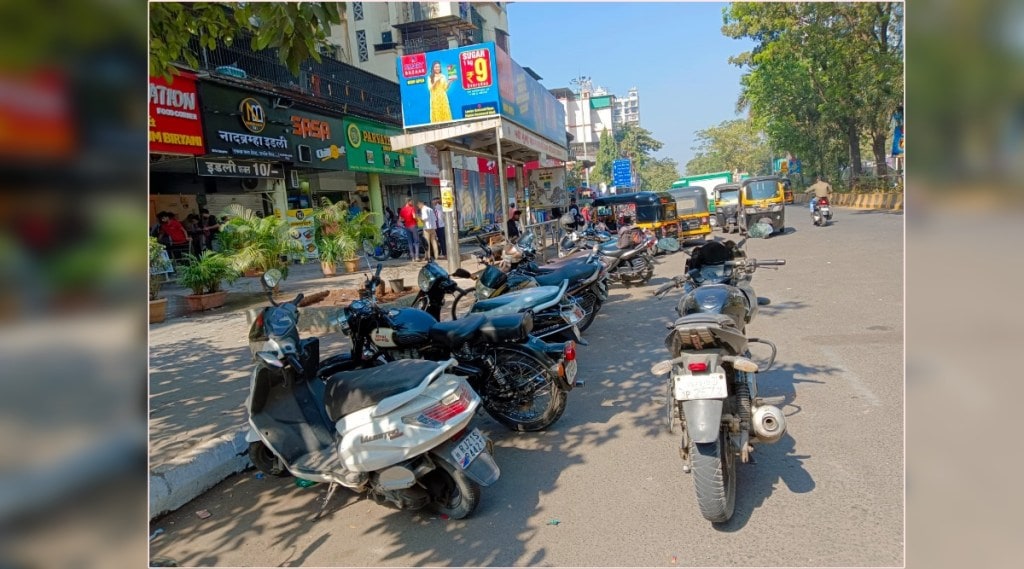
[149,298,168,323]
[321,261,336,276]
[244,268,263,278]
[343,259,361,273]
[184,290,229,312]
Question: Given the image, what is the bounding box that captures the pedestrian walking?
[419,200,440,261]
[398,198,421,261]
[432,197,447,258]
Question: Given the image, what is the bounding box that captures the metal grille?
[353,2,364,21]
[185,33,402,124]
[356,30,368,62]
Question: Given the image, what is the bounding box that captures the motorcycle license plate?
[451,428,487,469]
[821,207,830,214]
[674,373,728,400]
[564,359,578,382]
[563,305,584,324]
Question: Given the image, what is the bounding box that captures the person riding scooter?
[805,175,833,212]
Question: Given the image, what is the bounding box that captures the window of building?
[353,2,364,21]
[357,30,368,62]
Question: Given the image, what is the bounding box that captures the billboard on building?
[397,42,567,149]
[197,82,348,169]
[342,116,420,175]
[149,71,205,155]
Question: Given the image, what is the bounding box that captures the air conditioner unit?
[240,178,277,192]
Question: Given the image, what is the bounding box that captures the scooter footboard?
[682,399,724,444]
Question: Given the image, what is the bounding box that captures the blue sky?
[506,1,755,172]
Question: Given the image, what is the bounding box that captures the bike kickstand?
[313,482,340,521]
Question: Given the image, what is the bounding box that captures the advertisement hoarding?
[343,116,420,176]
[150,71,205,155]
[397,42,567,151]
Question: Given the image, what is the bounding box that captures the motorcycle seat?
[531,263,598,287]
[428,313,486,348]
[324,359,439,421]
[472,285,562,314]
[478,313,532,343]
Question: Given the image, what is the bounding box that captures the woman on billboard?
[428,61,453,123]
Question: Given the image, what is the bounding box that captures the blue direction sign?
[612,159,632,187]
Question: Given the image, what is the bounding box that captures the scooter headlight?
[475,280,498,299]
[418,270,437,292]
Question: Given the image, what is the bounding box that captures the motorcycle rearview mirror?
[262,269,283,290]
[650,360,673,375]
[757,296,771,306]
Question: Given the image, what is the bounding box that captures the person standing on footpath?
[432,197,447,259]
[506,209,523,242]
[418,200,440,261]
[398,198,421,261]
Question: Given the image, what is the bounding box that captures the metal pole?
[438,149,460,273]
[495,124,510,241]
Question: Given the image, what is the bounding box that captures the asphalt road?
[149,204,904,567]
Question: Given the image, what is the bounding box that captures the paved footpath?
[148,245,489,519]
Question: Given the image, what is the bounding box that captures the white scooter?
[245,270,500,519]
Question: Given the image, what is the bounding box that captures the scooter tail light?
[688,362,708,372]
[402,385,471,428]
[564,341,576,362]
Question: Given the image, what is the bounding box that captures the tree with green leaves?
[723,2,903,186]
[150,2,342,80]
[685,119,772,177]
[590,130,619,188]
[639,157,681,191]
[615,124,664,174]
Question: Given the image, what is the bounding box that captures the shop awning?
[389,117,568,163]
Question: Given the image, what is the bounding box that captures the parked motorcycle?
[363,221,422,261]
[337,264,580,432]
[811,197,833,227]
[651,239,787,523]
[244,269,499,519]
[455,232,608,331]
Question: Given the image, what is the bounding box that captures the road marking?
[820,346,880,407]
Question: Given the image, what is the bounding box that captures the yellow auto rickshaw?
[592,192,679,237]
[738,175,786,235]
[666,186,712,239]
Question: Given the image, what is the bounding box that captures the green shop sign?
[342,117,419,176]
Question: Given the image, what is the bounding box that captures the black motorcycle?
[363,221,423,261]
[337,264,581,432]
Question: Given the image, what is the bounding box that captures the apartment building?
[613,87,640,127]
[550,82,617,164]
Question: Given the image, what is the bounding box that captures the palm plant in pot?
[218,205,304,287]
[176,250,239,312]
[149,237,173,323]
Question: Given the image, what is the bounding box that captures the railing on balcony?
[186,35,402,124]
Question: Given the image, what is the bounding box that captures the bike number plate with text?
[451,428,487,469]
[674,373,727,400]
[564,359,578,382]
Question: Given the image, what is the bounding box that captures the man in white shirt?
[418,200,440,261]
[432,197,447,259]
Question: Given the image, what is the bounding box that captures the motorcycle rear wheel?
[425,455,481,519]
[484,348,568,432]
[248,441,291,477]
[689,429,736,523]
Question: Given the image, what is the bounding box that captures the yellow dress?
[429,76,453,123]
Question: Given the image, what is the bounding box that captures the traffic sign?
[613,159,632,188]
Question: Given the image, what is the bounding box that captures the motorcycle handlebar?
[756,259,786,266]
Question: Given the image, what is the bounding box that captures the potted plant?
[176,250,238,312]
[218,205,303,285]
[314,231,341,276]
[313,199,381,274]
[149,237,173,323]
[339,211,381,273]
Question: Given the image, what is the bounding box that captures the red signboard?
[0,70,75,160]
[149,71,204,155]
[459,48,493,90]
[401,53,427,79]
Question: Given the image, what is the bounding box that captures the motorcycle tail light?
[688,362,708,372]
[564,341,576,362]
[403,386,471,428]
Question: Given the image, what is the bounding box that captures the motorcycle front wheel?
[449,289,477,320]
[689,429,736,523]
[425,455,481,519]
[484,347,568,431]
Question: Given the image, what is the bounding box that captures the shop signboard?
[287,111,347,170]
[342,116,419,175]
[274,207,318,260]
[149,71,205,155]
[397,43,567,152]
[196,157,283,179]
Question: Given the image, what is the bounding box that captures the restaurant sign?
[195,157,284,179]
[343,116,419,175]
[149,71,204,155]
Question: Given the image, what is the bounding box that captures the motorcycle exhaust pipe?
[751,405,787,443]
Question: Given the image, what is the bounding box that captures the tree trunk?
[846,121,862,189]
[872,131,889,179]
